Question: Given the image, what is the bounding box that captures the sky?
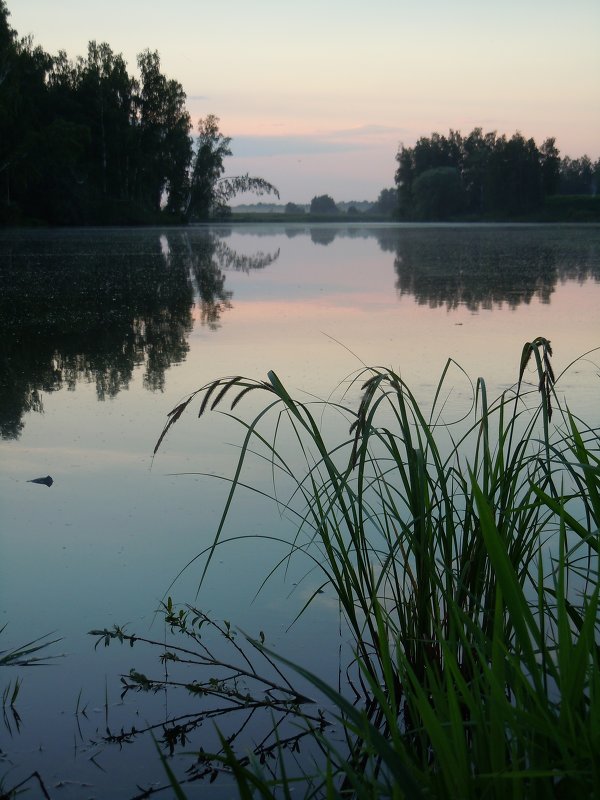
[8,0,600,203]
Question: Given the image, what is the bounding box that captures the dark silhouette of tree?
[186,115,279,220]
[374,187,398,217]
[135,49,192,215]
[186,114,231,219]
[395,145,415,217]
[487,133,543,215]
[284,202,305,215]
[395,128,560,219]
[558,156,597,195]
[540,138,561,197]
[413,130,462,174]
[0,11,194,225]
[412,168,466,220]
[0,0,19,211]
[461,128,496,214]
[1,13,274,225]
[0,4,54,223]
[310,194,338,215]
[74,44,136,201]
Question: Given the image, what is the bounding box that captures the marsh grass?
[148,336,599,797]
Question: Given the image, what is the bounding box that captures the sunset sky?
[9,0,600,203]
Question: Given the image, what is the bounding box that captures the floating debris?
[27,476,53,487]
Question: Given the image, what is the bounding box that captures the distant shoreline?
[3,197,600,229]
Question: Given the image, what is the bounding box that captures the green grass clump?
[154,337,599,798]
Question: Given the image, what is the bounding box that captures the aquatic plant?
[89,603,327,797]
[135,338,600,796]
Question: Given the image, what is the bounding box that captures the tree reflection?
[383,227,600,310]
[2,224,597,439]
[310,227,338,247]
[285,224,600,310]
[0,230,279,438]
[172,232,279,331]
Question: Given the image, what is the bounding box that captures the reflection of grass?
[149,337,600,797]
[89,603,327,794]
[1,629,63,726]
[0,628,62,669]
[1,629,62,798]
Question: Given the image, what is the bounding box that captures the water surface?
[1,223,599,797]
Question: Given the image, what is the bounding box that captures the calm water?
[1,223,599,797]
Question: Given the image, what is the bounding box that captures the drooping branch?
[186,116,279,219]
[216,174,280,203]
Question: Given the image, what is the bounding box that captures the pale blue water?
[1,223,599,797]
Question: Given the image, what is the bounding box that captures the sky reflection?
[0,223,599,797]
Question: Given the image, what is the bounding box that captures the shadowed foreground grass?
[148,337,599,798]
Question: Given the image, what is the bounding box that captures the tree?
[285,201,304,215]
[2,9,281,224]
[395,128,555,218]
[186,115,279,220]
[0,3,52,218]
[540,137,561,197]
[0,1,20,209]
[374,187,398,217]
[487,133,542,214]
[413,130,462,174]
[412,167,466,220]
[0,0,17,194]
[395,145,415,216]
[310,194,338,215]
[462,128,496,214]
[186,114,231,219]
[558,156,595,195]
[72,42,138,206]
[136,50,192,214]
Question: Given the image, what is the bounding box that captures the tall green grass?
[153,337,599,797]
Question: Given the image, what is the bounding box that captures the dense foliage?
[395,128,600,220]
[310,194,339,215]
[0,2,277,225]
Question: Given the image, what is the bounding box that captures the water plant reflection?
[87,603,326,798]
[1,629,63,742]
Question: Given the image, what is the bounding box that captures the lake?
[1,223,599,797]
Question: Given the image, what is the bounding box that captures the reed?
[152,337,599,797]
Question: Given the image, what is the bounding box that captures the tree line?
[0,1,277,225]
[395,129,600,220]
[2,0,597,226]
